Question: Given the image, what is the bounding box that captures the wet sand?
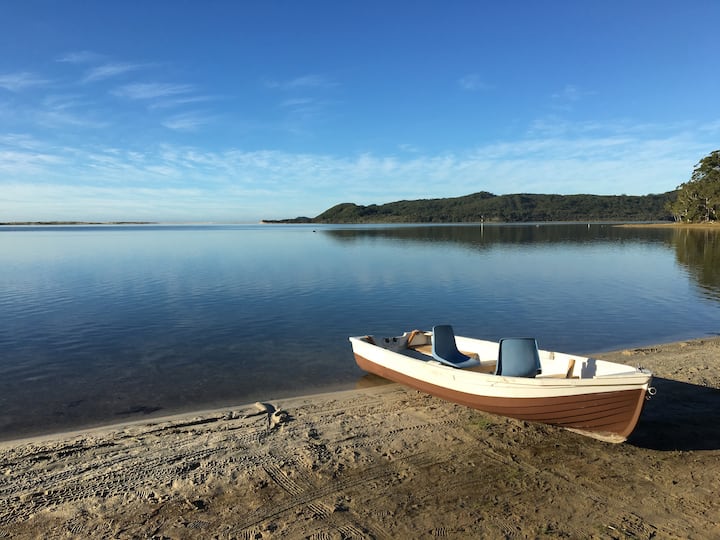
[1,337,719,539]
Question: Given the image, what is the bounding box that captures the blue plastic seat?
[431,325,480,368]
[495,337,542,377]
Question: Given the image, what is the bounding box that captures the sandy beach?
[1,338,719,539]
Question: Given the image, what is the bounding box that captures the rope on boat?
[406,329,422,348]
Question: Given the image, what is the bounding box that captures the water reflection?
[669,228,720,301]
[323,224,720,304]
[322,223,671,248]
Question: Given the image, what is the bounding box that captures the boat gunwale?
[348,335,653,390]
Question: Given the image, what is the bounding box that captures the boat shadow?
[628,376,720,451]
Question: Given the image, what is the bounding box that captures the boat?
[349,325,654,443]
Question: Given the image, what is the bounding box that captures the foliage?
[668,150,720,223]
[304,191,675,224]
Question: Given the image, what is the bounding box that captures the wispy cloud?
[698,119,720,134]
[112,82,195,100]
[56,50,104,64]
[550,84,595,111]
[0,72,50,92]
[398,143,420,153]
[265,74,338,90]
[43,94,81,110]
[162,112,213,131]
[526,116,682,139]
[552,84,582,102]
[35,109,106,130]
[148,94,215,110]
[288,74,337,89]
[279,97,316,108]
[458,73,491,91]
[278,96,328,118]
[0,148,66,178]
[0,133,45,150]
[83,62,146,83]
[32,95,107,129]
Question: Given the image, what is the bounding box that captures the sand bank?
[1,337,719,538]
[616,222,720,229]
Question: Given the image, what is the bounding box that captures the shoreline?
[0,331,713,446]
[616,221,720,229]
[1,334,718,447]
[2,336,719,537]
[0,385,385,449]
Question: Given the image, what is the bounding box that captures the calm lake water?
[1,223,719,440]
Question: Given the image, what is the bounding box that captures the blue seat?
[431,325,480,368]
[495,337,542,377]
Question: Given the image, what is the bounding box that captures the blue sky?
[1,1,719,222]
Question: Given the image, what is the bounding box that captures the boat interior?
[365,325,581,379]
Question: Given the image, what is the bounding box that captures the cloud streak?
[265,74,338,90]
[112,82,195,100]
[83,63,146,83]
[458,74,491,91]
[57,51,104,64]
[162,112,214,131]
[0,72,50,92]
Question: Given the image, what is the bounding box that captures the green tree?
[669,150,720,222]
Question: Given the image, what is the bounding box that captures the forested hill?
[268,191,677,224]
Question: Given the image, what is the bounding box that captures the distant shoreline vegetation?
[263,191,678,224]
[0,221,157,226]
